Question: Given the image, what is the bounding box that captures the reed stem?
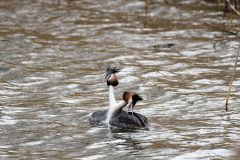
[225,44,240,111]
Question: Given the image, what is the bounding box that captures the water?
[0,0,240,159]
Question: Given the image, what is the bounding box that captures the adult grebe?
[89,66,120,124]
[89,66,149,129]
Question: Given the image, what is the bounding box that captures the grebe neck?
[108,85,116,109]
[106,100,127,124]
[111,100,127,117]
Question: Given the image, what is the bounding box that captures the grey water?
[0,0,240,159]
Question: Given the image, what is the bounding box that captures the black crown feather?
[106,65,120,74]
[105,65,120,80]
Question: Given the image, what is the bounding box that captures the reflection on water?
[0,0,240,159]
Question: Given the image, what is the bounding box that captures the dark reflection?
[110,127,149,133]
[111,132,144,150]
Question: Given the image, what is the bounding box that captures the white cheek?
[109,74,114,81]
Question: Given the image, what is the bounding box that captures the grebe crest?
[105,65,120,87]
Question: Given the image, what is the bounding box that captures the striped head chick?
[123,92,143,115]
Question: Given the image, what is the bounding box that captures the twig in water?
[225,0,240,16]
[225,44,240,111]
[205,22,239,35]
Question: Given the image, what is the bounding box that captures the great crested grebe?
[89,66,120,124]
[89,66,149,129]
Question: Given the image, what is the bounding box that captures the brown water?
[0,0,240,159]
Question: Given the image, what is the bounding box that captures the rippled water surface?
[0,0,240,159]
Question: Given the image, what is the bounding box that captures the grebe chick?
[109,92,149,129]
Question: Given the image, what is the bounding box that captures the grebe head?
[123,92,143,114]
[105,66,120,87]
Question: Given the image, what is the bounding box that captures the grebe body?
[90,110,148,129]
